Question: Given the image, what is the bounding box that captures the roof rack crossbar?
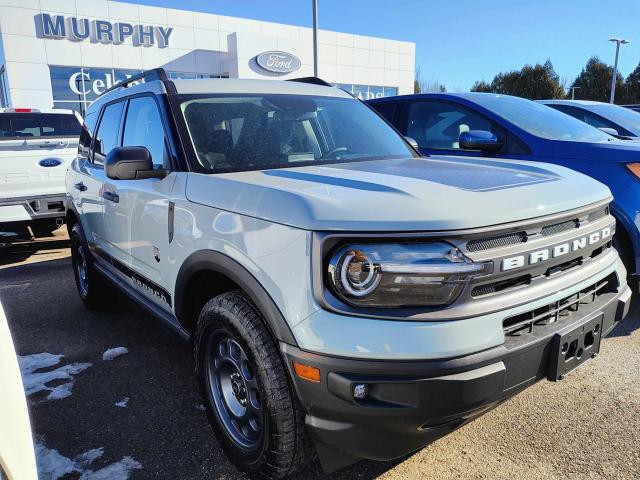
[287,77,333,87]
[98,67,177,98]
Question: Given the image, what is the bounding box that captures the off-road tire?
[194,291,313,478]
[70,222,113,309]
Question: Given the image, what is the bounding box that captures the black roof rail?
[287,77,333,87]
[98,67,177,98]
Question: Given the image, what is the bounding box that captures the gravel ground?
[1,232,639,480]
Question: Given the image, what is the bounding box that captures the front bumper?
[282,278,631,472]
[0,194,66,223]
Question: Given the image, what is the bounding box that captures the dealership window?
[168,72,228,80]
[50,66,229,114]
[336,84,398,101]
[50,66,142,115]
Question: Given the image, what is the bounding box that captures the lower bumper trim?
[282,283,631,470]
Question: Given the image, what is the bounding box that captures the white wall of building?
[0,0,415,109]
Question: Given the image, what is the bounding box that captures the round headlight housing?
[327,242,492,308]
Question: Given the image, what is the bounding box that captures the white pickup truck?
[0,108,82,236]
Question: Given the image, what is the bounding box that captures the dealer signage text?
[37,13,173,47]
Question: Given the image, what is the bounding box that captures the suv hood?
[185,156,611,232]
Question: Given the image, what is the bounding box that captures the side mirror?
[458,130,504,152]
[598,127,619,137]
[105,146,166,180]
[404,136,419,150]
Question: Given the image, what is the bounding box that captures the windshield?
[588,103,640,136]
[178,94,416,172]
[0,113,80,139]
[470,95,613,142]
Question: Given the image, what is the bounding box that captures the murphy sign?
[36,13,173,47]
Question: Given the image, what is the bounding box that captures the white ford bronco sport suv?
[65,69,631,478]
[0,108,81,236]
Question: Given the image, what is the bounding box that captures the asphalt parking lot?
[1,228,639,480]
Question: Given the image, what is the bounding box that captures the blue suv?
[368,93,640,280]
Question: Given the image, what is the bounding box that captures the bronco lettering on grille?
[501,226,613,272]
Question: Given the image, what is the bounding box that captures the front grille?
[465,204,610,253]
[472,242,611,299]
[471,274,531,297]
[502,274,617,336]
[588,206,609,223]
[541,219,579,237]
[466,231,527,252]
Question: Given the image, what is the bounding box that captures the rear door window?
[78,111,98,161]
[0,113,80,139]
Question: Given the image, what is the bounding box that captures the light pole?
[571,86,580,100]
[609,38,629,103]
[312,0,318,77]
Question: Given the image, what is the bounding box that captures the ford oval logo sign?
[256,51,301,74]
[39,158,62,167]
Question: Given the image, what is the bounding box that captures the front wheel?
[194,291,313,478]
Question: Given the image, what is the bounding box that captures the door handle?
[102,191,119,203]
[74,182,87,192]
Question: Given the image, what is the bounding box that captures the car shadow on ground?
[0,226,69,267]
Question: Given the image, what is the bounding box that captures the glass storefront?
[49,66,400,115]
[167,72,228,80]
[50,66,143,114]
[50,66,230,114]
[335,83,398,101]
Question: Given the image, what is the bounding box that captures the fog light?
[353,383,368,399]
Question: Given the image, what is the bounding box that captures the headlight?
[327,242,492,308]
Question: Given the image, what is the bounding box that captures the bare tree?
[415,65,446,93]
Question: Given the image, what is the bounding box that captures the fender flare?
[174,249,298,346]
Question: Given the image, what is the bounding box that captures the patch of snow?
[79,457,141,480]
[35,443,76,480]
[75,448,105,469]
[19,353,91,401]
[36,442,142,480]
[115,397,129,408]
[19,352,62,373]
[102,347,129,361]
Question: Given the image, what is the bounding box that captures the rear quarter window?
[0,113,81,139]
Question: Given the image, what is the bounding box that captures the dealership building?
[0,0,415,114]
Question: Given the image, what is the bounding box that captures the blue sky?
[131,0,640,91]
